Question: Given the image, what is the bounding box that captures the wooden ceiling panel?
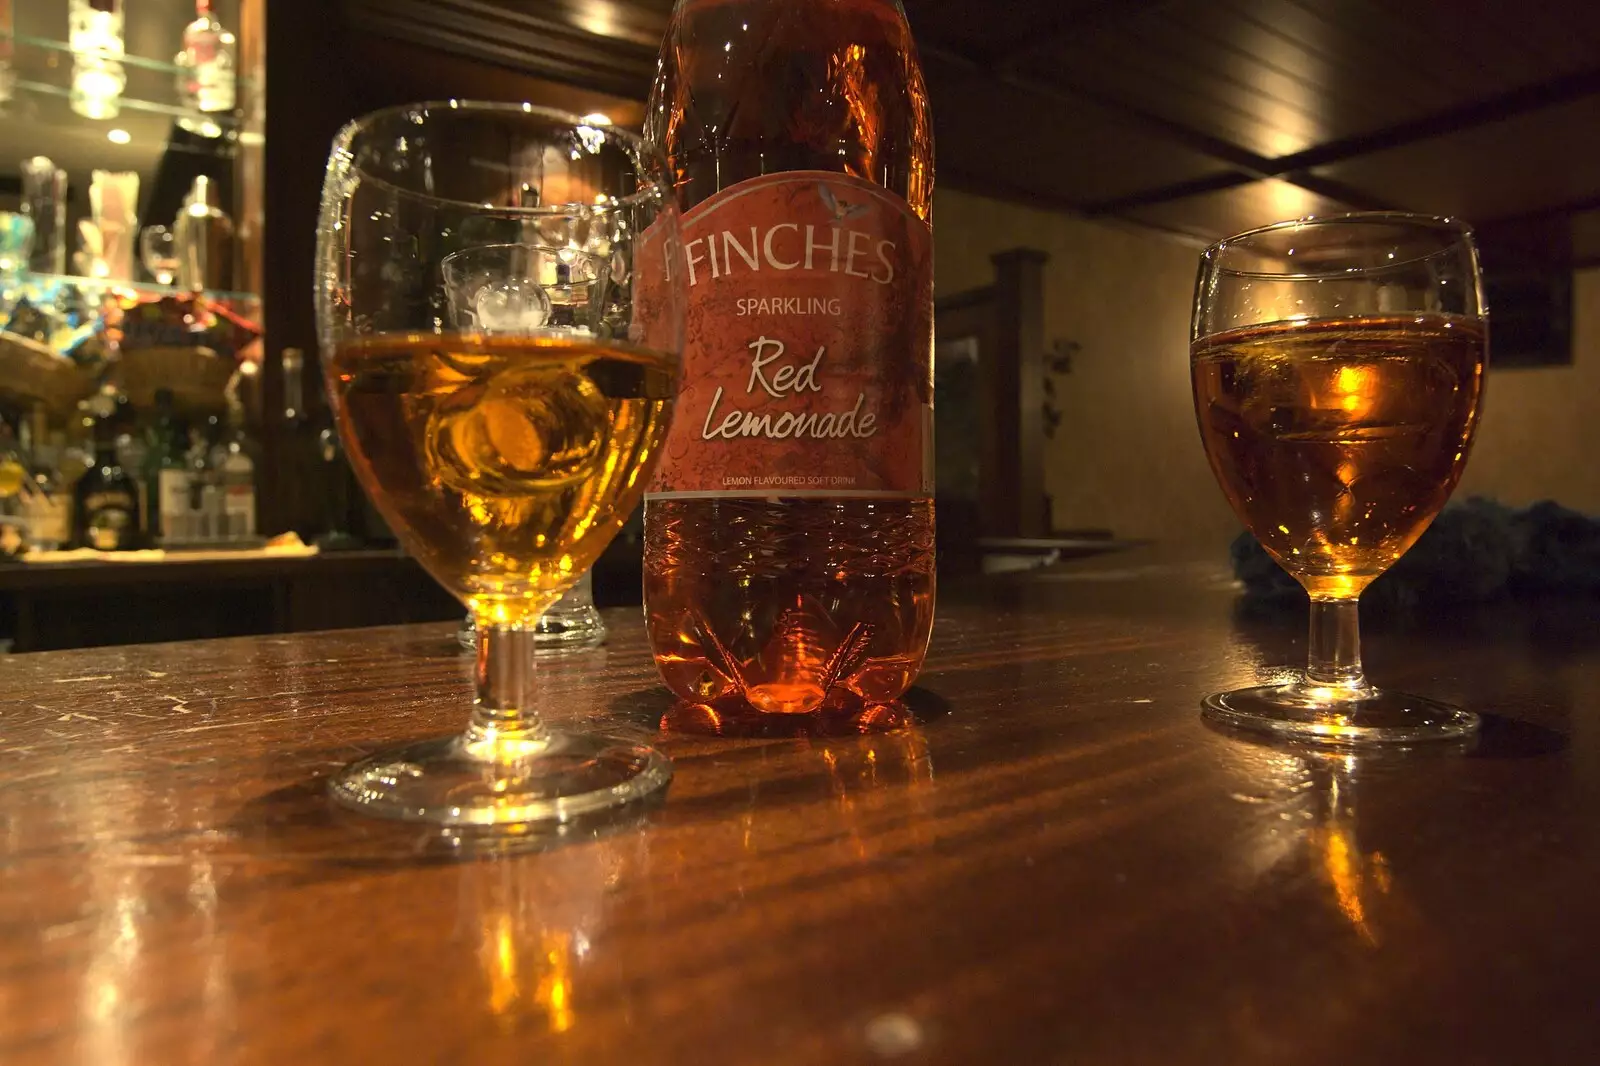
[353,0,1600,255]
[1311,96,1600,223]
[1011,19,1325,160]
[1008,0,1600,165]
[903,0,1141,60]
[923,61,1234,207]
[1121,179,1363,244]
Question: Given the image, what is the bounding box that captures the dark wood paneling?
[0,553,460,651]
[261,0,358,534]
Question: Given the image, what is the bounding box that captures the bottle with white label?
[145,389,193,544]
[20,405,69,552]
[175,0,236,134]
[210,398,256,541]
[643,0,936,724]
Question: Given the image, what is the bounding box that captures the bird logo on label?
[818,183,870,223]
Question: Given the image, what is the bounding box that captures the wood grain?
[0,555,1595,1065]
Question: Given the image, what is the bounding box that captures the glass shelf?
[1,32,248,129]
[21,271,260,308]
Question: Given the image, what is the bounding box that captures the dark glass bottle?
[74,411,143,551]
[144,388,192,544]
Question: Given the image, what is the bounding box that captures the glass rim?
[330,99,666,215]
[1202,211,1477,280]
[440,241,610,266]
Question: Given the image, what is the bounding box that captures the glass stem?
[470,625,546,744]
[1304,596,1371,696]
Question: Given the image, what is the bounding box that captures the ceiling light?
[106,128,131,144]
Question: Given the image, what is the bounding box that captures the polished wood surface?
[1,557,1596,1064]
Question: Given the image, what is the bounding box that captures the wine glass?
[457,573,608,654]
[1191,213,1487,744]
[315,102,683,824]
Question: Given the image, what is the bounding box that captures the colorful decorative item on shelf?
[119,291,259,360]
[0,212,34,294]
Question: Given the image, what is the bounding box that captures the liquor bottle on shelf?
[186,424,223,542]
[73,404,142,551]
[642,0,937,721]
[0,419,24,519]
[0,419,24,559]
[175,0,237,134]
[67,0,125,120]
[282,347,360,547]
[144,389,192,545]
[210,397,256,541]
[279,346,318,531]
[19,405,69,553]
[0,0,14,108]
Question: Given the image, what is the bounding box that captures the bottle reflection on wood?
[656,714,936,884]
[1229,744,1431,947]
[453,823,652,1034]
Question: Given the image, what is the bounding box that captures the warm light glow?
[579,113,612,126]
[106,127,131,144]
[1318,823,1389,946]
[1260,178,1322,226]
[1332,364,1376,419]
[570,1,623,39]
[70,61,124,120]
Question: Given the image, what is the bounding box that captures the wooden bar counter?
[0,556,1595,1064]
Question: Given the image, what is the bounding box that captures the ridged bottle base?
[644,497,935,731]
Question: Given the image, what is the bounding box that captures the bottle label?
[644,171,933,499]
[85,505,133,551]
[158,469,191,540]
[24,496,69,547]
[225,484,255,538]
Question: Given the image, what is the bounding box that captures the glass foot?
[1202,683,1478,745]
[328,729,672,827]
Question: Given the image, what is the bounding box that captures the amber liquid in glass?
[1192,313,1486,597]
[329,333,675,624]
[644,0,936,719]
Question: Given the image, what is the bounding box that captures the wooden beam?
[1083,65,1600,219]
[1278,67,1600,173]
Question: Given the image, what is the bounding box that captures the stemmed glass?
[315,103,683,824]
[1191,213,1488,743]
